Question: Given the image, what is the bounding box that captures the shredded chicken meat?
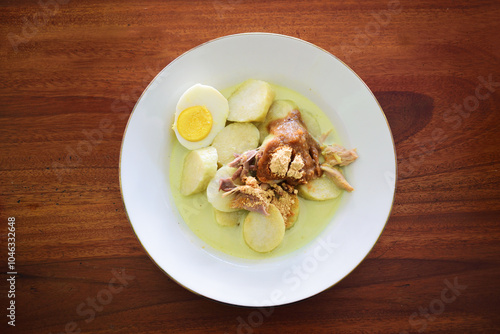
[322,144,358,167]
[320,164,354,192]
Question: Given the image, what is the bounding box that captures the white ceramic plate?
[120,33,396,307]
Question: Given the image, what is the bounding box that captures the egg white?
[173,84,229,150]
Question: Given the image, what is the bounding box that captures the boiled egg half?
[172,84,229,150]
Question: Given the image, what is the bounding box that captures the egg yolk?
[176,106,213,142]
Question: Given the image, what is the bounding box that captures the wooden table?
[1,0,499,333]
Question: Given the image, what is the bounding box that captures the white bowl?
[120,33,396,307]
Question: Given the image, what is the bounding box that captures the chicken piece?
[257,110,321,185]
[322,144,358,167]
[228,149,258,168]
[231,192,270,215]
[223,176,273,215]
[219,177,236,192]
[228,149,259,182]
[320,164,354,192]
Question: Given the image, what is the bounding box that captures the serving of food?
[170,79,358,257]
[120,33,396,306]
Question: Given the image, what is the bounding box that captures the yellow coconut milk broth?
[170,83,342,259]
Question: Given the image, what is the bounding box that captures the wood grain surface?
[1,0,499,333]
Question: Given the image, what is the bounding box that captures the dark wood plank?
[1,0,499,333]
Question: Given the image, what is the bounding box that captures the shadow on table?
[373,91,435,144]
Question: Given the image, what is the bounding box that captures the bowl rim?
[119,32,398,306]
